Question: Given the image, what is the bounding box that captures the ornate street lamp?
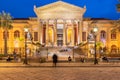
[93,27,98,64]
[73,47,74,61]
[24,28,28,64]
[47,47,48,59]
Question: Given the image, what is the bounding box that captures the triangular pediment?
[34,1,86,19]
[37,1,85,12]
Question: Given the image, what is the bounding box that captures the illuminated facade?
[0,1,120,57]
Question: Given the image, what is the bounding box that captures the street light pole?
[73,47,74,61]
[93,27,98,64]
[94,35,98,64]
[47,47,48,59]
[24,28,28,64]
[24,36,28,64]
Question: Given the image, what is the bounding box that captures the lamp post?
[47,47,48,59]
[93,27,98,64]
[73,47,74,61]
[24,28,28,64]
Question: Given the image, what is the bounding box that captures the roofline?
[83,18,113,21]
[13,18,29,20]
[35,0,85,10]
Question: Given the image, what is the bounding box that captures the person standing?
[52,54,58,67]
[13,51,17,61]
[68,56,72,62]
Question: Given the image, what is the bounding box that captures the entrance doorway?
[57,24,64,46]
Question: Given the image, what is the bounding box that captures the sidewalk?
[0,62,120,67]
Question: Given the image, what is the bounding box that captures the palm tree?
[116,0,120,12]
[113,0,120,31]
[111,20,120,32]
[0,11,13,55]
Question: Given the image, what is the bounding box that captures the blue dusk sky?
[0,0,120,20]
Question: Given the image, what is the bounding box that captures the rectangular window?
[82,32,86,41]
[111,33,116,40]
[34,32,38,41]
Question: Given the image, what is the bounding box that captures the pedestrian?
[13,51,17,61]
[6,55,11,62]
[68,56,72,62]
[80,56,85,63]
[52,54,58,67]
[102,56,108,62]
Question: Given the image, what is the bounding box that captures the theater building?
[0,1,119,57]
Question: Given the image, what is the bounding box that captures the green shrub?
[40,57,46,63]
[106,54,120,57]
[0,54,8,57]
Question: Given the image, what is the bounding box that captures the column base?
[63,45,66,47]
[54,44,57,47]
[54,42,57,46]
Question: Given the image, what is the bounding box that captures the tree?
[0,11,13,55]
[113,0,120,31]
[111,20,120,32]
[117,4,120,12]
[116,0,120,12]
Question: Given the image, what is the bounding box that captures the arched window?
[111,31,116,39]
[111,45,117,53]
[14,30,20,38]
[3,31,9,39]
[100,30,106,39]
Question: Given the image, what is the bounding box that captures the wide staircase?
[38,47,82,61]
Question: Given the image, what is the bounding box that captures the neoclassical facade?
[33,1,86,46]
[0,1,119,57]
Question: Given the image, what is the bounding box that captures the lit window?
[100,30,106,39]
[14,30,20,38]
[111,45,117,53]
[111,32,116,39]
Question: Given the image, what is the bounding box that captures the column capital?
[54,19,58,22]
[53,19,57,46]
[45,19,50,22]
[45,19,49,46]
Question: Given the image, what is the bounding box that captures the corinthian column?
[39,19,43,44]
[77,21,80,44]
[71,20,75,46]
[46,20,49,46]
[80,20,83,43]
[63,20,66,46]
[54,19,57,46]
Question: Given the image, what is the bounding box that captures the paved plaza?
[0,67,120,80]
[0,62,120,80]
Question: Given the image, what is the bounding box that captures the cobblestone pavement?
[1,62,120,67]
[0,67,120,80]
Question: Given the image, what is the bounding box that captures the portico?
[34,1,86,46]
